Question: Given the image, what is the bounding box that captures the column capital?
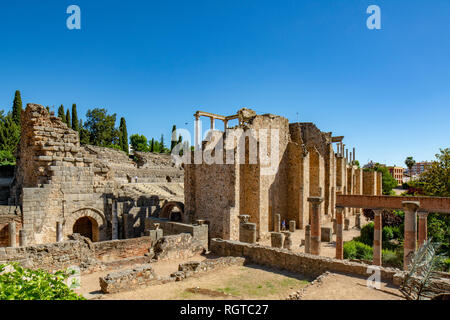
[307,196,324,205]
[373,209,383,216]
[402,201,420,212]
[335,206,345,214]
[418,211,429,219]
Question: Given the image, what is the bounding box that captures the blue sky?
[0,0,449,166]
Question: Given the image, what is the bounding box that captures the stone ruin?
[0,103,185,246]
[185,108,382,241]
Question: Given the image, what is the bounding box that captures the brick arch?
[65,207,106,242]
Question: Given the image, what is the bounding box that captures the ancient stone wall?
[210,238,399,282]
[6,103,186,246]
[184,109,378,242]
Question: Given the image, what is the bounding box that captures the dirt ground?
[76,259,311,300]
[74,214,405,300]
[300,272,404,300]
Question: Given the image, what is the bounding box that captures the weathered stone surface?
[321,227,332,242]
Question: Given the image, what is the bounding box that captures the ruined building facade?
[0,104,184,246]
[185,109,382,241]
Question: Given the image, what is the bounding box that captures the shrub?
[357,222,374,246]
[0,263,85,300]
[382,249,402,268]
[344,240,373,261]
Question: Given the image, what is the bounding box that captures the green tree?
[405,156,416,180]
[159,134,165,153]
[71,104,79,131]
[78,120,90,145]
[12,90,22,126]
[84,108,119,147]
[0,111,20,162]
[420,148,450,197]
[130,134,148,152]
[57,105,66,123]
[119,117,128,154]
[65,109,71,127]
[149,138,154,152]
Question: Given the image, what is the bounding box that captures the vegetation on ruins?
[0,263,85,300]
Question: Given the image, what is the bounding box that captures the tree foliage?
[57,105,66,123]
[419,148,450,197]
[119,117,128,154]
[65,109,71,127]
[130,134,148,152]
[71,104,79,131]
[0,263,85,300]
[12,90,22,126]
[84,108,119,147]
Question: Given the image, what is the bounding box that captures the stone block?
[321,227,332,242]
[270,232,284,248]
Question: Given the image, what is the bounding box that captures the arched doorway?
[65,208,105,242]
[72,216,99,241]
[159,201,187,223]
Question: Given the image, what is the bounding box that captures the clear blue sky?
[0,0,449,166]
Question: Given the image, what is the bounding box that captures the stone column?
[335,207,344,260]
[403,201,420,270]
[418,211,429,248]
[210,117,215,130]
[19,229,27,247]
[282,231,292,250]
[8,222,16,247]
[274,213,281,232]
[112,200,119,240]
[224,119,228,129]
[123,213,130,239]
[332,218,337,234]
[373,209,383,266]
[56,221,63,242]
[271,232,284,248]
[308,197,323,255]
[344,218,350,231]
[194,114,200,150]
[305,225,311,254]
[289,220,296,232]
[355,213,361,229]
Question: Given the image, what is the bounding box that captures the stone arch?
[65,207,106,242]
[159,201,187,223]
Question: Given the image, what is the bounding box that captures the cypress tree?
[71,104,79,131]
[65,109,71,127]
[57,105,66,123]
[160,134,165,153]
[150,138,154,152]
[12,90,22,126]
[119,117,128,154]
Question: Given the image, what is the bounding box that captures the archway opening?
[73,216,99,242]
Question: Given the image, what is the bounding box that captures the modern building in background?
[387,166,404,185]
[406,162,433,178]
